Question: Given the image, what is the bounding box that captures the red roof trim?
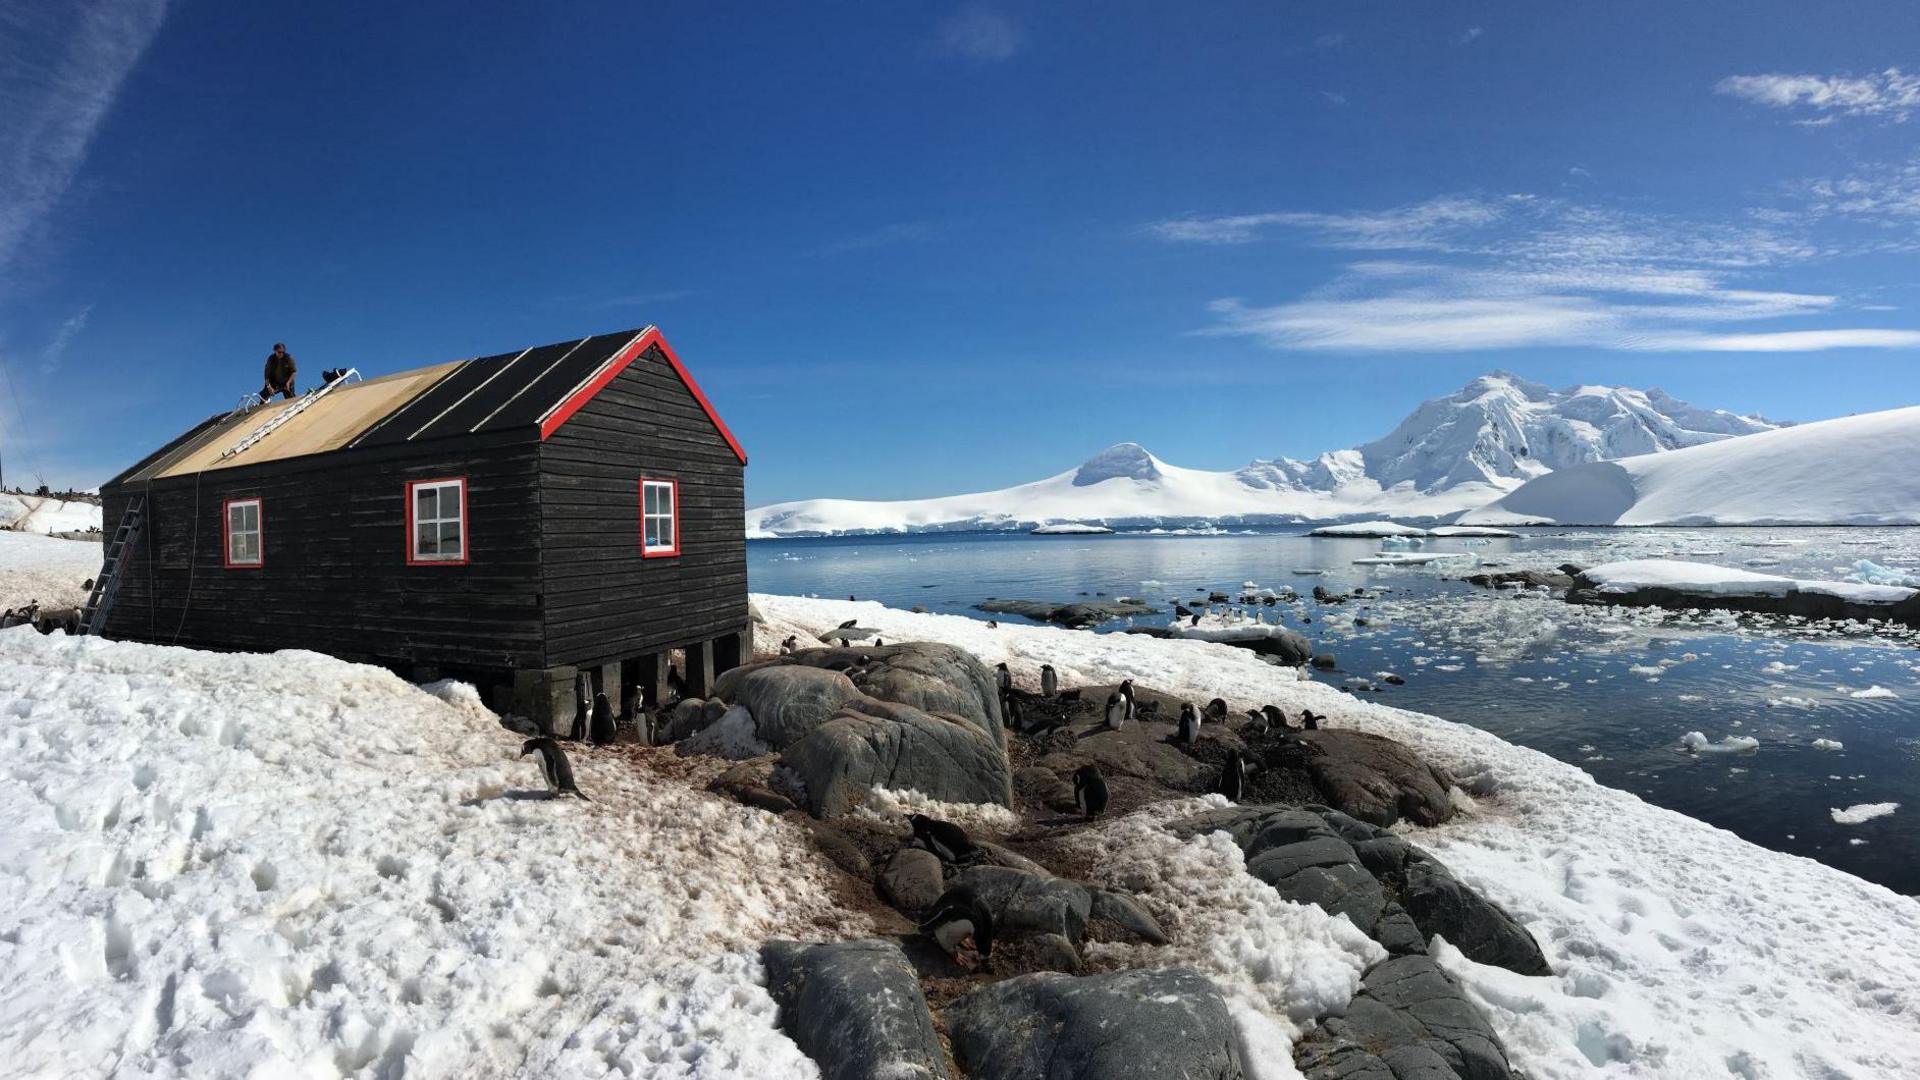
[537,326,748,465]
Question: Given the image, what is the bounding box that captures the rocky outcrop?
[945,968,1244,1080]
[878,847,945,914]
[780,698,1012,816]
[1464,569,1574,589]
[774,644,1008,752]
[762,939,952,1080]
[976,598,1157,628]
[1299,956,1518,1080]
[1568,572,1920,628]
[949,866,1092,942]
[1297,729,1457,828]
[710,663,863,748]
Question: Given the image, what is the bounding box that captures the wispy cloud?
[0,0,169,273]
[1313,32,1345,49]
[819,221,938,255]
[1801,156,1920,221]
[1717,68,1920,123]
[1156,194,1914,354]
[933,5,1023,62]
[1459,27,1484,45]
[39,305,92,372]
[1318,91,1348,107]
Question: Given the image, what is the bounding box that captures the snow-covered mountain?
[745,373,1786,536]
[1460,403,1920,527]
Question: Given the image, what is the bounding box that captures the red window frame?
[640,477,680,558]
[405,476,470,567]
[222,497,263,569]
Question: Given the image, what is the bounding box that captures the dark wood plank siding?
[99,434,545,671]
[538,343,748,669]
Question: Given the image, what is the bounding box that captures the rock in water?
[945,967,1244,1080]
[762,939,953,1080]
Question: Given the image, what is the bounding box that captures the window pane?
[644,485,659,515]
[416,487,437,521]
[242,535,259,562]
[440,522,462,555]
[416,522,437,555]
[660,520,674,549]
[644,520,660,548]
[244,504,259,531]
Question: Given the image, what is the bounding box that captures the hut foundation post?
[713,627,750,677]
[684,639,715,699]
[512,665,579,737]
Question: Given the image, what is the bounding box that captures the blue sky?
[1,1,1916,505]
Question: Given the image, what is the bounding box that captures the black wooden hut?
[93,326,750,732]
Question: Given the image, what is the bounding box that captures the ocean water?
[749,528,1920,894]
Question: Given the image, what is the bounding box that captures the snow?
[1579,558,1918,604]
[1028,522,1114,534]
[754,593,1920,1080]
[0,493,103,535]
[1812,738,1846,751]
[1831,802,1899,825]
[1463,403,1920,526]
[1307,520,1428,538]
[1427,525,1521,537]
[1351,552,1473,566]
[0,628,865,1077]
[1849,559,1920,588]
[677,703,770,759]
[0,531,100,612]
[1678,731,1759,754]
[1848,685,1898,700]
[747,374,1776,536]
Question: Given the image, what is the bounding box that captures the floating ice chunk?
[1831,802,1899,825]
[1849,686,1898,700]
[1680,731,1759,754]
[1812,738,1845,751]
[1847,560,1920,588]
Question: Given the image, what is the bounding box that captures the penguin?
[1261,704,1288,732]
[995,662,1013,694]
[874,638,883,647]
[1217,749,1247,802]
[1190,613,1201,627]
[1104,691,1128,731]
[81,577,94,592]
[1073,763,1109,820]
[919,890,994,970]
[780,635,799,655]
[589,692,615,746]
[666,664,686,700]
[569,673,591,741]
[1301,709,1322,731]
[1246,708,1269,734]
[986,620,999,629]
[1040,664,1058,699]
[909,813,976,864]
[1175,605,1194,619]
[1178,702,1200,745]
[837,618,858,629]
[1118,679,1137,722]
[1205,698,1228,721]
[1003,694,1024,730]
[520,737,589,799]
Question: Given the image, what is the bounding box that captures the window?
[223,498,262,568]
[641,478,679,557]
[406,478,468,565]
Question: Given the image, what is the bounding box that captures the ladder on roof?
[218,368,360,460]
[78,496,146,637]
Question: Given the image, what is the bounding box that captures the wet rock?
[763,938,953,1080]
[1298,729,1456,828]
[976,598,1157,628]
[878,847,946,914]
[780,698,1012,817]
[711,663,863,749]
[1312,653,1338,670]
[945,967,1244,1080]
[1464,569,1573,590]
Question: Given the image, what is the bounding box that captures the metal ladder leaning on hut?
[78,369,361,636]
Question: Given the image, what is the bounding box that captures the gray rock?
[1247,838,1387,934]
[1089,888,1170,945]
[878,847,946,915]
[945,967,1244,1080]
[950,865,1092,942]
[1372,904,1429,956]
[972,840,1052,877]
[779,697,1012,817]
[762,939,952,1080]
[1312,652,1339,670]
[1316,955,1516,1080]
[1028,932,1083,973]
[976,598,1157,628]
[713,663,863,749]
[1013,766,1080,813]
[782,643,1008,751]
[662,697,712,742]
[1400,851,1551,976]
[1298,729,1457,828]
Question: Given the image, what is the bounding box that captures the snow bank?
[0,629,864,1077]
[1351,551,1472,566]
[755,593,1920,1080]
[1427,525,1521,538]
[1849,559,1920,588]
[0,530,99,611]
[1029,522,1114,534]
[1831,802,1899,825]
[1462,403,1920,526]
[0,493,102,535]
[1580,559,1918,604]
[1306,520,1428,538]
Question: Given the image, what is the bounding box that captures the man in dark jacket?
[260,342,297,401]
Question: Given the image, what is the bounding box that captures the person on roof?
[259,343,297,401]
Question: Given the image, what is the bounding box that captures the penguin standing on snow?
[1217,749,1248,802]
[1073,763,1109,820]
[919,890,995,970]
[909,813,976,864]
[1040,664,1058,699]
[1178,702,1201,745]
[589,692,615,746]
[1104,691,1129,731]
[520,738,589,800]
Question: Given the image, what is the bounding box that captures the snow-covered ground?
[0,628,865,1077]
[1463,404,1920,527]
[746,373,1780,536]
[0,493,103,535]
[0,530,99,611]
[756,594,1920,1080]
[1582,558,1917,605]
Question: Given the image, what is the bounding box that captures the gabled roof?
[107,326,745,488]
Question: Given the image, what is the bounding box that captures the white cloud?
[934,5,1023,62]
[1163,194,1914,354]
[819,221,938,254]
[0,0,169,272]
[39,305,92,372]
[1319,90,1348,107]
[1460,27,1484,44]
[1314,32,1345,49]
[1717,68,1920,122]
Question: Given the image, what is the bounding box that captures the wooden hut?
[92,326,749,733]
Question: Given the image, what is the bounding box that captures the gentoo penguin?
[589,692,615,746]
[1301,709,1322,731]
[1117,679,1137,722]
[919,890,994,969]
[1190,613,1201,627]
[909,813,976,864]
[1040,664,1058,699]
[1104,691,1128,731]
[666,664,686,700]
[1262,704,1289,732]
[1246,708,1269,734]
[1178,702,1201,745]
[780,635,799,655]
[1073,763,1110,820]
[1205,698,1228,721]
[570,673,592,742]
[995,662,1013,694]
[986,620,999,629]
[1003,694,1024,730]
[1218,749,1248,802]
[520,738,589,800]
